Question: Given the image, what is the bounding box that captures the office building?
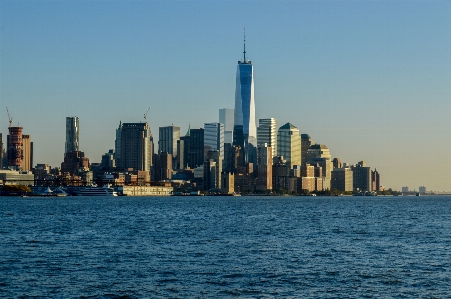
[22,134,33,171]
[219,108,234,144]
[301,134,314,166]
[158,126,180,158]
[65,116,79,154]
[204,122,224,161]
[257,143,272,191]
[306,144,333,188]
[186,128,204,168]
[352,161,372,191]
[233,32,257,166]
[118,122,153,172]
[372,169,380,191]
[331,167,354,191]
[257,118,277,158]
[277,123,301,169]
[115,121,122,169]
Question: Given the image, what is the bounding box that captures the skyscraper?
[204,122,224,160]
[219,108,234,144]
[7,126,23,169]
[158,126,180,157]
[22,134,33,171]
[277,123,301,169]
[257,118,277,158]
[233,31,257,166]
[65,117,79,154]
[301,134,314,166]
[119,122,152,172]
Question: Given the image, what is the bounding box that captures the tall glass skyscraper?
[233,32,257,165]
[65,116,79,154]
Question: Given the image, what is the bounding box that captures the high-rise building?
[301,134,314,166]
[204,123,224,161]
[233,32,257,166]
[115,121,122,169]
[186,128,204,168]
[219,108,234,144]
[257,143,273,191]
[372,169,380,191]
[22,135,33,171]
[119,123,153,172]
[306,144,333,187]
[159,126,180,157]
[351,161,372,191]
[331,167,353,191]
[277,123,301,169]
[0,133,3,168]
[65,117,79,154]
[257,118,277,158]
[7,126,23,169]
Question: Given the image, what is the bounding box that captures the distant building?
[419,186,426,194]
[352,161,372,191]
[331,167,353,191]
[332,158,342,169]
[154,152,172,181]
[186,128,205,168]
[219,108,234,144]
[301,134,314,166]
[61,151,90,175]
[65,116,79,154]
[233,35,257,166]
[114,121,122,168]
[402,186,409,193]
[0,133,3,168]
[221,172,235,194]
[306,144,333,189]
[204,122,224,164]
[206,150,222,189]
[22,134,33,171]
[257,118,277,158]
[257,143,273,191]
[100,149,115,171]
[372,169,380,191]
[159,126,180,158]
[118,122,153,172]
[7,126,23,170]
[277,123,301,169]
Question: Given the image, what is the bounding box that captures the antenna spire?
[243,27,246,62]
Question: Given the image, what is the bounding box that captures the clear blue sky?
[1,0,450,191]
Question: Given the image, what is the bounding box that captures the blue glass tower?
[233,30,257,166]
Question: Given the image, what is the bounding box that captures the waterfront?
[1,196,450,298]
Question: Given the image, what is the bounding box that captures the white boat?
[77,184,118,197]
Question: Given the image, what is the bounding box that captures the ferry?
[77,184,118,197]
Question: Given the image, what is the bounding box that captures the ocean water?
[0,196,450,298]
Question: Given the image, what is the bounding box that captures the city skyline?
[1,1,450,191]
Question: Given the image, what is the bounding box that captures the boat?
[77,184,118,197]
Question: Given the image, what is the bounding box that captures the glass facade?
[277,123,301,169]
[233,62,257,165]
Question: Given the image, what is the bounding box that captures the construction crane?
[6,107,12,127]
[144,107,151,121]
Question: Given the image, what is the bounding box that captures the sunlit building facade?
[233,35,257,166]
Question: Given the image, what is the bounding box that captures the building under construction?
[7,126,24,169]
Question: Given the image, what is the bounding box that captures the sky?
[1,0,450,191]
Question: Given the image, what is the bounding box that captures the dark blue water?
[1,196,450,298]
